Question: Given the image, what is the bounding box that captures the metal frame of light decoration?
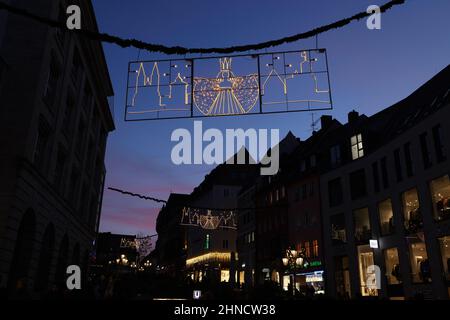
[125,49,333,121]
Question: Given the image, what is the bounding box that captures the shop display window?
[429,175,450,221]
[357,245,378,296]
[409,238,431,283]
[384,247,402,284]
[354,208,371,243]
[402,188,423,233]
[438,236,450,281]
[379,199,395,235]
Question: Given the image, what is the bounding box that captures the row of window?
[331,174,450,246]
[296,240,319,258]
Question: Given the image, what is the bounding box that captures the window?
[205,234,210,250]
[409,239,430,283]
[330,214,346,245]
[71,50,82,85]
[300,160,306,172]
[309,182,314,197]
[419,132,432,169]
[312,240,319,257]
[223,239,229,249]
[357,245,378,296]
[349,169,367,200]
[54,146,67,191]
[310,154,317,167]
[354,208,371,243]
[402,188,422,233]
[394,149,403,182]
[63,92,75,136]
[76,118,86,156]
[334,256,351,298]
[43,55,60,108]
[302,184,307,200]
[432,124,446,162]
[380,157,389,189]
[372,162,380,193]
[33,118,51,173]
[351,133,364,160]
[438,236,450,281]
[429,175,450,221]
[69,166,80,206]
[384,248,401,285]
[378,199,395,235]
[304,241,311,258]
[403,143,414,177]
[330,144,341,166]
[328,178,343,207]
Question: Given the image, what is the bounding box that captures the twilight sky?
[92,0,450,236]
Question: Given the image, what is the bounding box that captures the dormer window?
[351,133,364,160]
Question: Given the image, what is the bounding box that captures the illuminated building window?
[351,134,364,160]
[220,270,230,282]
[330,213,346,244]
[304,241,311,258]
[402,188,422,233]
[384,247,401,285]
[312,240,319,257]
[429,175,450,221]
[334,256,351,298]
[378,199,395,235]
[357,245,378,297]
[205,234,210,250]
[409,239,430,283]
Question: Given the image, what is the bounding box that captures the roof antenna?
[311,112,320,133]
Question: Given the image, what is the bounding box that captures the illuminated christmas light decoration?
[181,206,237,230]
[125,49,333,121]
[193,58,259,116]
[186,252,231,267]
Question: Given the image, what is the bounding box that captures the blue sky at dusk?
[92,0,450,236]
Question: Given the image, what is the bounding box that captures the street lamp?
[282,248,306,296]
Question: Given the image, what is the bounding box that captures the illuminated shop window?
[354,208,371,243]
[313,240,319,257]
[220,269,230,282]
[330,214,346,245]
[402,188,422,233]
[409,239,430,283]
[351,134,364,160]
[334,256,351,299]
[357,245,378,297]
[438,236,450,281]
[429,175,450,221]
[378,199,395,235]
[384,248,401,285]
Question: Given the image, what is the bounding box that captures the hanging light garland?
[0,1,406,55]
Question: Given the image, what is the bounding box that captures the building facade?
[0,0,114,295]
[320,66,450,299]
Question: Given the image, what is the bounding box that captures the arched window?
[8,209,36,292]
[54,234,69,287]
[34,223,55,292]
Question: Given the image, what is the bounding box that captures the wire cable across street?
[0,0,406,55]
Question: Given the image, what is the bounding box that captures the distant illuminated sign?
[309,260,322,267]
[369,239,379,249]
[193,290,201,300]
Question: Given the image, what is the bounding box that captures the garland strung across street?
[108,187,286,230]
[0,1,406,55]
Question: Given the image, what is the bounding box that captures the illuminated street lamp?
[282,247,306,296]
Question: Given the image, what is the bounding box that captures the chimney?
[320,115,333,129]
[348,110,359,123]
